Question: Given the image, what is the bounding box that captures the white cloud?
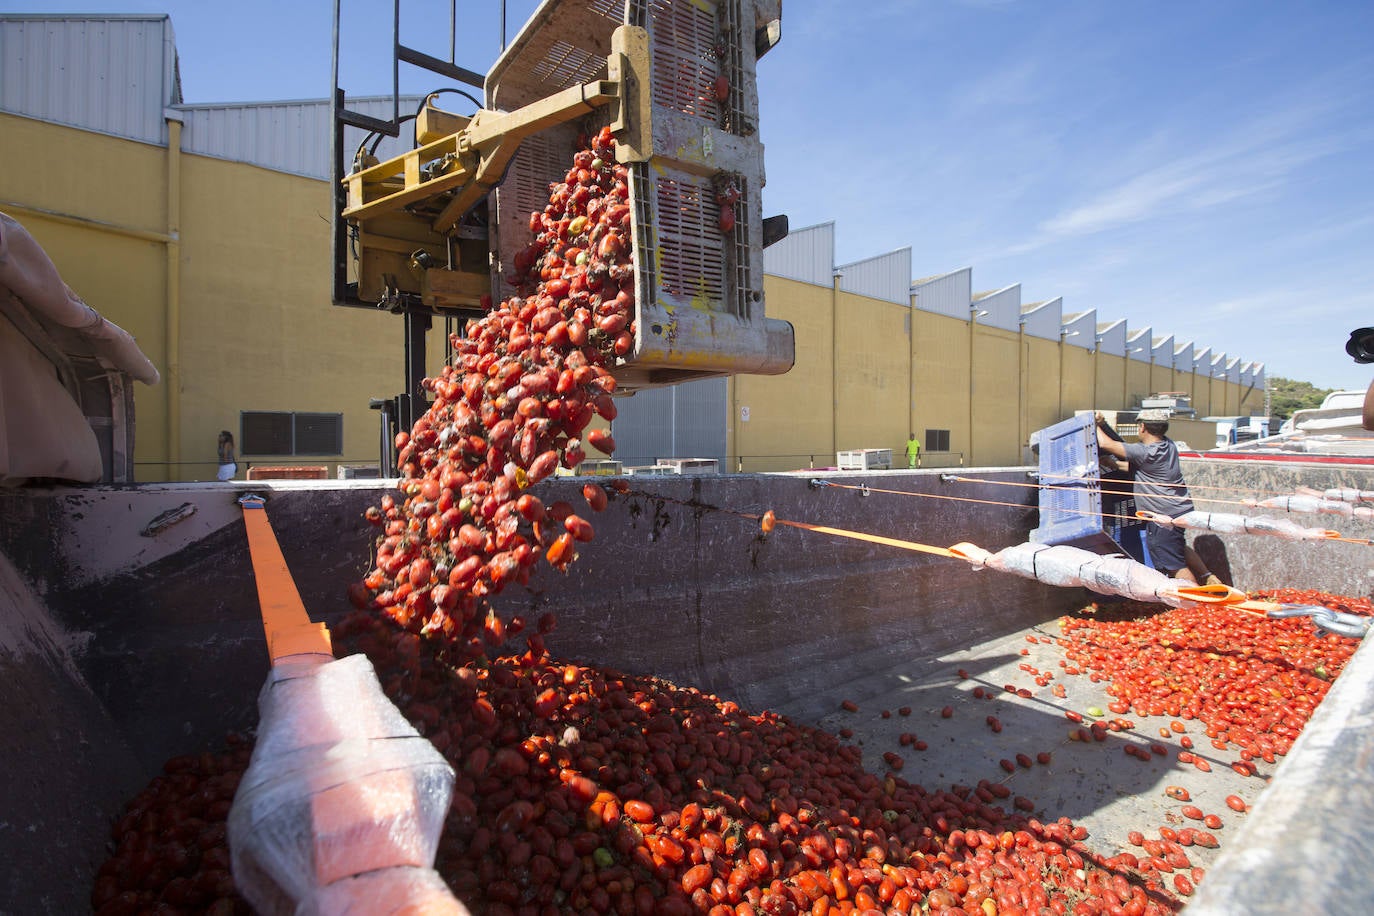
[1041,127,1344,239]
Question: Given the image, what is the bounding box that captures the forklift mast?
[329,0,792,463]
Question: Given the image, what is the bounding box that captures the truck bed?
[1,464,1371,912]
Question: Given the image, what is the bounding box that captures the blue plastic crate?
[1029,414,1147,562]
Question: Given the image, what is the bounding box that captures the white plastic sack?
[1246,495,1353,519]
[1323,487,1374,503]
[228,653,458,916]
[1079,555,1179,603]
[985,543,1089,588]
[1150,510,1334,542]
[300,866,469,916]
[981,541,1195,607]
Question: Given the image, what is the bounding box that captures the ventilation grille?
[529,39,608,89]
[727,177,750,319]
[654,173,724,303]
[646,0,720,122]
[716,0,747,133]
[510,132,573,230]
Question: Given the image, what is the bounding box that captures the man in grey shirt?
[1096,410,1218,585]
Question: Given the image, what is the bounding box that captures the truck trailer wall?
[1183,458,1374,597]
[1,461,1371,912]
[0,470,1080,912]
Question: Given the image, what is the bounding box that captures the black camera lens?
[1348,328,1374,364]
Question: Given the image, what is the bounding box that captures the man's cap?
[1137,408,1170,422]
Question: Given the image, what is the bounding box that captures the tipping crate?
[485,0,792,392]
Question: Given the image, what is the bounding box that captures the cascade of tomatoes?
[353,126,633,659]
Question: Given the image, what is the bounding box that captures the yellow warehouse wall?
[911,311,972,466]
[2,112,432,480]
[3,113,1258,479]
[1,113,173,468]
[1061,344,1096,422]
[1023,336,1061,448]
[835,294,909,455]
[970,327,1020,466]
[732,277,836,471]
[177,153,420,479]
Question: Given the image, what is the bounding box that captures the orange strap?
[767,515,959,558]
[239,496,332,662]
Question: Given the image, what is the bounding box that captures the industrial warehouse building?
[0,13,1264,480]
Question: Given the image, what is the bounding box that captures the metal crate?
[626,464,678,476]
[836,449,892,471]
[656,457,718,475]
[487,0,792,392]
[576,459,624,476]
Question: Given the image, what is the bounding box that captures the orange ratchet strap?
[238,495,332,662]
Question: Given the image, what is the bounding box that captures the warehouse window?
[241,412,343,456]
[924,428,951,452]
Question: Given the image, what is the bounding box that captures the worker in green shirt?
[905,433,921,468]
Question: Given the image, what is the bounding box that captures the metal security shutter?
[611,378,727,469]
[242,412,292,456]
[294,413,342,455]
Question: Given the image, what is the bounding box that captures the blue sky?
[11,0,1373,391]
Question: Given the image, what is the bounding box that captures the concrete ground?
[798,602,1272,872]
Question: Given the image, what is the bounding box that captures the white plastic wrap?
[985,543,1091,588]
[1322,487,1374,503]
[1139,510,1336,541]
[300,866,469,916]
[981,542,1192,607]
[1245,495,1354,519]
[1078,555,1179,603]
[228,653,458,916]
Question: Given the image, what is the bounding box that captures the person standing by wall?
[906,432,921,469]
[1095,410,1218,585]
[217,430,237,481]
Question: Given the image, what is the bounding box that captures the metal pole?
[392,0,401,125]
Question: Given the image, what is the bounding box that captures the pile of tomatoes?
[98,608,1203,916]
[1059,590,1369,768]
[92,741,252,915]
[354,126,636,657]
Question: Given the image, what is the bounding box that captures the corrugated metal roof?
[607,378,726,468]
[836,247,911,305]
[971,284,1020,332]
[1095,319,1127,357]
[1019,297,1062,340]
[0,13,177,145]
[762,221,835,287]
[910,267,972,320]
[177,95,426,180]
[1062,308,1095,349]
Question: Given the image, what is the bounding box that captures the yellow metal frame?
[342,77,623,234]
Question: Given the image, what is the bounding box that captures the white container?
[576,460,623,477]
[656,458,718,475]
[836,449,892,471]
